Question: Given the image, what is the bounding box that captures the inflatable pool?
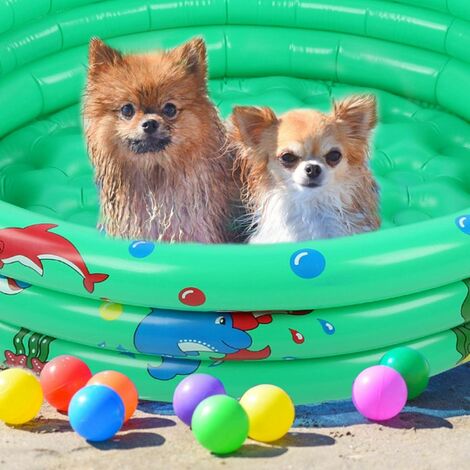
[0,0,469,403]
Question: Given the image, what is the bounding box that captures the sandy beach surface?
[0,363,468,470]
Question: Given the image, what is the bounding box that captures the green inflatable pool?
[0,0,469,404]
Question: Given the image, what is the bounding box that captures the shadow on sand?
[219,432,335,459]
[91,431,165,450]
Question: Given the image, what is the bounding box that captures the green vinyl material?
[0,0,469,403]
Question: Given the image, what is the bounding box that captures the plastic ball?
[69,385,125,442]
[87,371,138,422]
[173,374,226,426]
[239,384,295,442]
[40,355,92,411]
[191,395,248,454]
[380,347,430,399]
[0,369,43,425]
[352,365,407,421]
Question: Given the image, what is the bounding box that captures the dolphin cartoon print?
[0,223,109,293]
[134,309,272,380]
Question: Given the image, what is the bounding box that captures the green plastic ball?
[380,347,430,399]
[191,395,248,454]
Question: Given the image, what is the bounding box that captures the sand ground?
[0,363,468,470]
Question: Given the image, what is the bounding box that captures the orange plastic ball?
[87,371,138,422]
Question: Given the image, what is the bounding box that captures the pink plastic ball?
[352,365,407,421]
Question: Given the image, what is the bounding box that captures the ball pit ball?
[40,355,92,411]
[380,347,430,399]
[191,395,248,454]
[0,368,43,425]
[173,374,226,426]
[87,371,138,422]
[352,365,407,421]
[68,384,125,442]
[239,384,295,442]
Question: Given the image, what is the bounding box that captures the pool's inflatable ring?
[0,0,469,403]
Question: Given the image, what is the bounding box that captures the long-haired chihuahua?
[231,95,380,243]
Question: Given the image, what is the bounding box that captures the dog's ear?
[171,37,208,80]
[334,94,377,139]
[231,106,278,148]
[88,38,123,75]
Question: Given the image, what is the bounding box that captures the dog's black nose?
[305,163,322,178]
[142,119,159,134]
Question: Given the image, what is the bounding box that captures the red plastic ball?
[40,355,92,412]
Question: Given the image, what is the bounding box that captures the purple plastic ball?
[173,374,226,426]
[352,365,407,421]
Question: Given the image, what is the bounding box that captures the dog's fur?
[231,95,380,243]
[84,37,235,243]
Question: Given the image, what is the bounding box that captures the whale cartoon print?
[134,309,272,380]
[0,224,109,293]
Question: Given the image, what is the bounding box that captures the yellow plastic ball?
[0,369,43,425]
[239,384,295,442]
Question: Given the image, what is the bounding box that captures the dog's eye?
[162,102,177,118]
[120,103,135,119]
[325,150,342,166]
[279,153,299,167]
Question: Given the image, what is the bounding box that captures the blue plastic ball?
[69,385,125,442]
[290,249,326,279]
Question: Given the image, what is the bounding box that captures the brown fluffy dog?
[231,95,380,243]
[84,38,234,243]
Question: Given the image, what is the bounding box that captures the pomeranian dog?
[231,95,380,243]
[84,37,235,243]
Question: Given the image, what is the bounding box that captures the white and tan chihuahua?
[231,95,380,243]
